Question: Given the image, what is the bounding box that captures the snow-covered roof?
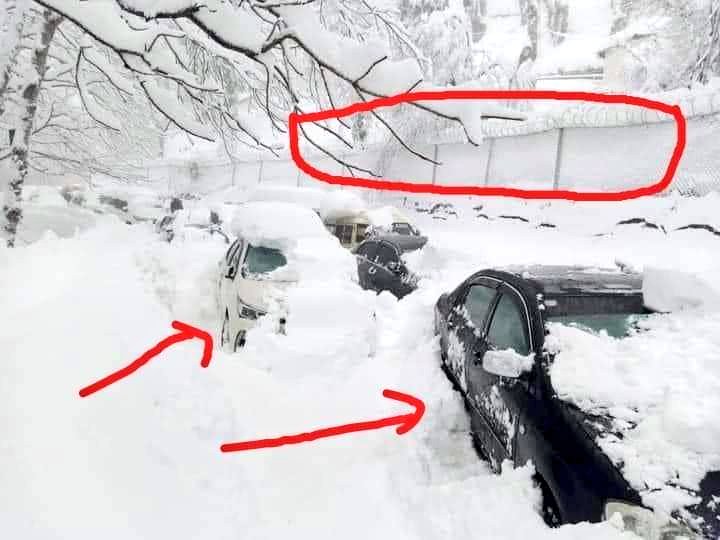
[230,201,329,249]
[598,17,670,56]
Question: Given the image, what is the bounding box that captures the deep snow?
[3,193,720,539]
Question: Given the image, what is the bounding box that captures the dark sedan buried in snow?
[354,233,427,299]
[434,265,719,538]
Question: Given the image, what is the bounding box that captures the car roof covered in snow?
[495,264,643,296]
[230,201,329,249]
[372,233,428,253]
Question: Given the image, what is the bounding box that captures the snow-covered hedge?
[411,192,720,238]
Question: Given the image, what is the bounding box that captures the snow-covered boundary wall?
[142,91,720,200]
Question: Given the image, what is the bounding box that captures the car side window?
[486,292,530,354]
[462,284,497,331]
[375,243,398,266]
[392,223,412,235]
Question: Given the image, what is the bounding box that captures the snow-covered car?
[156,202,229,244]
[354,234,426,299]
[0,186,100,245]
[217,201,367,352]
[434,265,719,538]
[365,206,424,239]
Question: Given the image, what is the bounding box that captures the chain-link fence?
[145,108,720,204]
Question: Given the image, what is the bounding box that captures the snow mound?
[23,185,68,206]
[241,280,378,377]
[643,266,720,312]
[547,313,720,515]
[366,206,413,228]
[246,185,366,219]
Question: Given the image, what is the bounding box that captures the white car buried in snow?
[216,201,373,353]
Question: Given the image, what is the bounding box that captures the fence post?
[484,137,494,186]
[431,144,439,185]
[231,159,238,187]
[257,160,264,184]
[552,128,564,190]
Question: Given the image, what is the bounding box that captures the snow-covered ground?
[2,190,720,539]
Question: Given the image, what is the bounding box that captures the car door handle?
[368,267,377,275]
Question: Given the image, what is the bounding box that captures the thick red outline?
[289,90,687,201]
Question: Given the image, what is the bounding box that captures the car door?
[466,283,533,471]
[444,279,500,393]
[218,238,239,306]
[355,240,378,290]
[219,237,245,313]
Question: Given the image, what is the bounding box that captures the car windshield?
[244,245,287,275]
[545,294,649,338]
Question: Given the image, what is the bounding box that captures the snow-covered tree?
[610,0,716,91]
[411,3,475,86]
[0,0,525,246]
[1,7,61,246]
[689,0,720,83]
[1,9,167,245]
[0,0,32,109]
[22,21,164,180]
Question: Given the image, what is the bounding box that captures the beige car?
[324,212,370,250]
[325,207,421,250]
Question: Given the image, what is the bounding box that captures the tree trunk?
[2,8,61,247]
[0,0,32,115]
[691,0,720,84]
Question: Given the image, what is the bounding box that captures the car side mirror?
[482,349,534,379]
[240,264,248,279]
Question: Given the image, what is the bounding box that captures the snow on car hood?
[545,313,720,517]
[265,235,356,283]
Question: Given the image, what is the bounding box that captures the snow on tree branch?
[31,0,525,173]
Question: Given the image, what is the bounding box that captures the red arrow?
[220,389,425,452]
[79,321,213,398]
